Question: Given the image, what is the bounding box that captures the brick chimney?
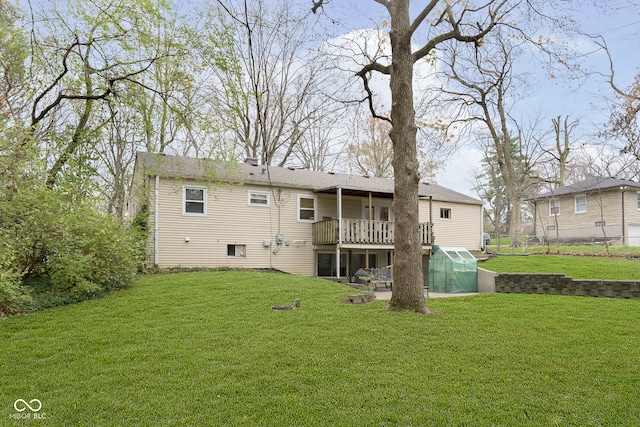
[244,157,259,166]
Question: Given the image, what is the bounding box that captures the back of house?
[130,152,484,279]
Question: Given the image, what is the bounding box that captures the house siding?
[146,179,483,271]
[534,189,640,244]
[134,153,485,272]
[424,199,482,249]
[150,178,316,275]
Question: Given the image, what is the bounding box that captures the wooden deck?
[312,219,433,246]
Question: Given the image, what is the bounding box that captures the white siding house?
[131,152,484,278]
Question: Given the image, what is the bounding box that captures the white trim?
[183,186,207,216]
[247,190,270,207]
[297,194,317,222]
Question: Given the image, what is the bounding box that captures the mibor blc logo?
[10,399,46,420]
[14,399,42,412]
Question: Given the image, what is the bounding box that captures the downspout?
[621,186,627,245]
[154,175,159,267]
[337,187,342,279]
[481,203,485,250]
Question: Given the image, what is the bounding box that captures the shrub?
[47,205,141,292]
[0,186,142,314]
[0,269,32,316]
[0,245,32,315]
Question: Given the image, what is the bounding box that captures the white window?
[248,190,270,207]
[547,225,556,231]
[297,195,317,222]
[574,195,586,213]
[595,221,606,228]
[549,199,560,216]
[227,244,246,257]
[440,208,451,219]
[637,192,640,210]
[183,186,206,216]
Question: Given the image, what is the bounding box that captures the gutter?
[621,186,627,245]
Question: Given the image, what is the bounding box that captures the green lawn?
[481,254,640,280]
[2,271,640,426]
[487,239,640,257]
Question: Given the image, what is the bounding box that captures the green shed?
[428,246,478,293]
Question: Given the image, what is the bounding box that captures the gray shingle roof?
[135,152,482,205]
[531,176,640,199]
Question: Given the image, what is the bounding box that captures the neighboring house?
[130,152,484,280]
[529,177,640,246]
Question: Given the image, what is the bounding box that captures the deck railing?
[312,219,433,245]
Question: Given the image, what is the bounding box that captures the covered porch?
[312,184,434,280]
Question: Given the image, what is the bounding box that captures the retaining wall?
[495,273,640,299]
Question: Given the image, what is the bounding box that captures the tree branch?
[589,34,640,101]
[409,0,440,35]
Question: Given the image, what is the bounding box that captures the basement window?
[227,244,246,257]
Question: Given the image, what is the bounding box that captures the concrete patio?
[374,290,480,300]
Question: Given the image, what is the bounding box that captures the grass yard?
[486,239,640,258]
[2,270,640,426]
[481,254,640,280]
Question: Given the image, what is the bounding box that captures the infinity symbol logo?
[14,399,42,412]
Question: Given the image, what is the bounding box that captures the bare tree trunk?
[550,115,575,187]
[386,0,429,314]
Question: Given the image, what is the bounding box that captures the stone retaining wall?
[495,273,640,299]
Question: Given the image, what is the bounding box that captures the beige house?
[131,152,484,279]
[530,177,640,246]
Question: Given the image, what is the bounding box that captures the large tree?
[213,0,329,166]
[22,0,178,189]
[607,73,640,160]
[4,0,236,214]
[473,138,511,240]
[315,0,508,313]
